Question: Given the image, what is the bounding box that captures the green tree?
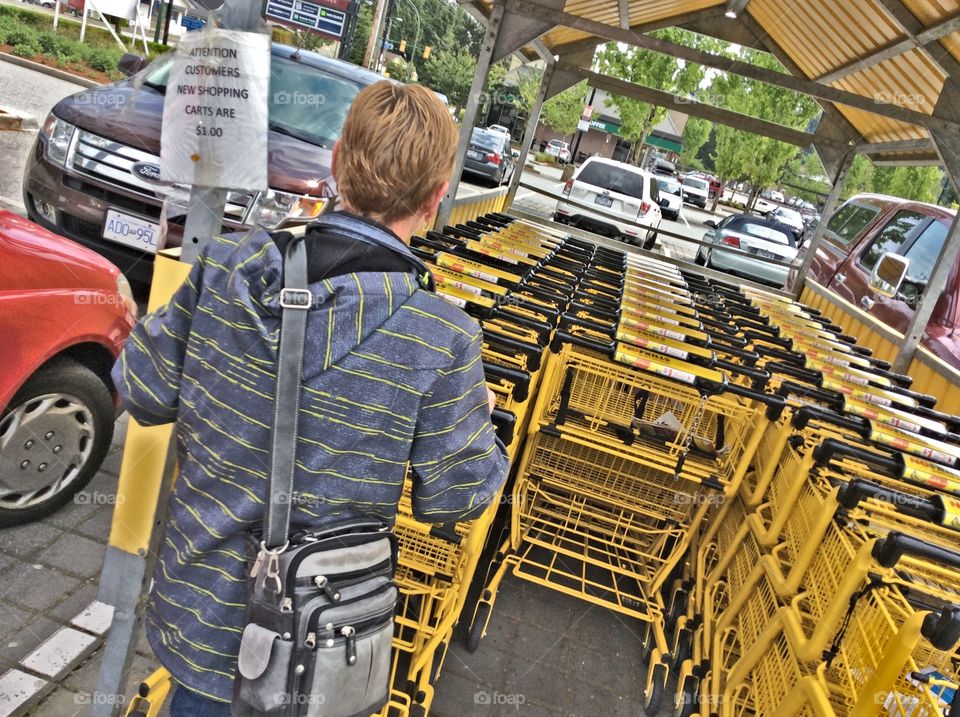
[841,154,874,199]
[709,49,820,210]
[418,47,475,110]
[348,1,373,67]
[539,81,588,139]
[597,29,724,164]
[679,117,711,169]
[870,166,944,203]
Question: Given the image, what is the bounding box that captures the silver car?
[695,214,799,287]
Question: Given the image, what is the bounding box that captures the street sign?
[263,0,355,41]
[160,29,270,191]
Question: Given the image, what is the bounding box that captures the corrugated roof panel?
[831,48,944,115]
[834,104,930,142]
[901,0,960,24]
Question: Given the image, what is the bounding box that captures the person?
[113,81,510,715]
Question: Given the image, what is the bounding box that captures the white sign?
[160,29,270,192]
[89,0,137,21]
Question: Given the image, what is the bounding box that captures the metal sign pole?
[91,0,266,713]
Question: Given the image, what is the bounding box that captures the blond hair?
[335,82,458,226]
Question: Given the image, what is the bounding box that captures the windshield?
[472,129,503,150]
[577,161,646,199]
[144,54,365,148]
[657,178,681,195]
[774,208,803,224]
[727,218,794,246]
[683,178,708,191]
[826,201,881,246]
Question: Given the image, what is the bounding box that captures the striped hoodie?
[112,213,509,701]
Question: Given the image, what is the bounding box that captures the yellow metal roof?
[480,0,960,162]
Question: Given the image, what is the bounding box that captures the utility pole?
[363,0,387,69]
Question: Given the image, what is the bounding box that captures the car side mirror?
[658,198,670,208]
[704,219,717,228]
[118,52,147,77]
[511,150,520,159]
[869,252,910,298]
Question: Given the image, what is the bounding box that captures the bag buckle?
[253,541,288,597]
[279,288,312,310]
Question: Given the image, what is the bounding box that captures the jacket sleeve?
[409,333,510,523]
[111,254,204,426]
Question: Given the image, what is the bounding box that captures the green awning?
[644,133,683,153]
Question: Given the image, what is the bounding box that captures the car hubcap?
[0,393,94,510]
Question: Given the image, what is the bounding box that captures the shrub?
[81,45,121,72]
[12,38,43,57]
[5,25,39,47]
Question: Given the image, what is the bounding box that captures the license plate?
[594,195,613,207]
[103,209,161,254]
[756,249,776,259]
[466,150,483,160]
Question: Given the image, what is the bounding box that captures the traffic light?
[422,46,431,59]
[398,39,406,53]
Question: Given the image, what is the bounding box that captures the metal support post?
[435,1,505,229]
[789,150,854,298]
[892,210,960,373]
[506,61,555,208]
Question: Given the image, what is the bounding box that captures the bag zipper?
[304,583,397,642]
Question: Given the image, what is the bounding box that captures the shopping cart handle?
[836,478,939,524]
[767,362,825,386]
[490,408,516,447]
[493,310,553,346]
[743,330,793,350]
[791,406,870,436]
[921,606,960,652]
[872,532,960,575]
[868,366,913,389]
[483,333,544,372]
[755,344,804,366]
[483,364,531,403]
[550,330,615,357]
[712,344,761,365]
[713,359,770,391]
[429,524,462,545]
[888,386,938,409]
[777,381,843,410]
[721,382,786,420]
[813,438,902,476]
[557,314,615,339]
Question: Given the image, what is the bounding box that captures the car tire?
[694,249,706,266]
[0,357,115,527]
[643,231,657,250]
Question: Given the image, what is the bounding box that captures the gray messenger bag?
[232,235,398,717]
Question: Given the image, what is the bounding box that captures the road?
[484,162,734,263]
[0,60,84,213]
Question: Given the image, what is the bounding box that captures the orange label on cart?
[871,426,960,467]
[435,252,519,283]
[939,495,960,529]
[619,316,687,342]
[616,329,689,360]
[900,455,960,496]
[614,348,697,385]
[843,397,929,435]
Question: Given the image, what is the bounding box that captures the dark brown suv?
[23,44,384,284]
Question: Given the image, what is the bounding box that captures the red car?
[0,211,136,526]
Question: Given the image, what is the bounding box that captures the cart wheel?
[410,703,427,717]
[465,602,491,653]
[670,626,693,676]
[644,662,668,715]
[640,621,655,664]
[673,674,699,717]
[666,585,689,633]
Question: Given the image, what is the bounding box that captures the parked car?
[680,176,709,208]
[655,176,683,221]
[800,193,959,369]
[767,205,805,243]
[487,124,510,137]
[545,139,572,164]
[652,158,676,176]
[761,189,785,204]
[554,157,663,248]
[23,44,385,286]
[463,128,515,187]
[0,211,136,527]
[695,213,799,287]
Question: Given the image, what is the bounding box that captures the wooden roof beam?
[875,0,960,80]
[816,11,960,84]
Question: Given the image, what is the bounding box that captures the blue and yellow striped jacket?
[112,214,509,701]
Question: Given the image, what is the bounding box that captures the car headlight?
[41,114,76,166]
[251,190,327,230]
[115,273,138,320]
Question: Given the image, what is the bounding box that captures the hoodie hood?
[218,216,428,380]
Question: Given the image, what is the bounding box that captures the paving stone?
[0,602,31,643]
[3,615,60,665]
[1,562,81,613]
[0,523,63,560]
[0,669,52,717]
[19,685,88,717]
[34,534,105,580]
[70,600,113,636]
[73,508,114,544]
[48,584,99,626]
[444,642,511,687]
[21,627,98,680]
[38,500,99,532]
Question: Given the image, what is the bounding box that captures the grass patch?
[534,151,559,165]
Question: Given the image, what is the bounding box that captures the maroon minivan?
[802,193,959,369]
[22,44,384,285]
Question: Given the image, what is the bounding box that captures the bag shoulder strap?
[264,237,310,549]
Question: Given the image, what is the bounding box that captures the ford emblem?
[132,162,162,183]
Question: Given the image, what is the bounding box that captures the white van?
[554,157,664,248]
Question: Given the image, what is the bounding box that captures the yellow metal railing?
[800,281,960,407]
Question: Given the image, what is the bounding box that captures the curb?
[0,106,37,131]
[0,52,102,89]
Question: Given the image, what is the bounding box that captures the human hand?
[487,387,497,414]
